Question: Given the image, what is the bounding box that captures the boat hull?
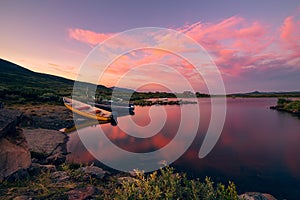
[63,97,112,121]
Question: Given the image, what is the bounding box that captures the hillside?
[0,59,74,90]
[1,58,299,105]
[0,59,111,104]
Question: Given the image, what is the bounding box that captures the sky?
[0,0,300,93]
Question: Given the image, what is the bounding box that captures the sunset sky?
[1,0,300,93]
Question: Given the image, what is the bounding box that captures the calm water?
[67,98,300,199]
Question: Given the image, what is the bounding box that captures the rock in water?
[0,109,31,180]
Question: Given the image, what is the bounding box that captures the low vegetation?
[0,165,239,200]
[276,98,300,113]
[115,166,239,200]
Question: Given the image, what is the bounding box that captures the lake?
[67,98,300,199]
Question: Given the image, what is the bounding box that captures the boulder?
[30,163,56,174]
[0,109,22,138]
[13,195,30,200]
[23,128,68,165]
[117,176,137,184]
[0,109,31,181]
[78,165,108,179]
[67,185,95,200]
[50,171,70,183]
[239,192,277,200]
[0,129,31,180]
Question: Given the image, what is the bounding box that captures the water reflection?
[67,98,300,199]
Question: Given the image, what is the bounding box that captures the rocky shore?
[0,107,278,199]
[270,105,300,115]
[0,108,117,199]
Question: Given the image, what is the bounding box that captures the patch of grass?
[0,164,239,200]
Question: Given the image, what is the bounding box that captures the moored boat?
[87,101,134,113]
[63,97,112,121]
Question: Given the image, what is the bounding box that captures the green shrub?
[283,100,300,112]
[39,93,59,101]
[113,166,239,200]
[277,98,292,105]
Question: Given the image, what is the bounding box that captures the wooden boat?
[63,97,112,121]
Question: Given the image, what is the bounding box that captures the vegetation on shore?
[270,98,300,114]
[0,164,239,200]
[1,59,300,107]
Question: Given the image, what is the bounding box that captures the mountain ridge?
[0,58,299,99]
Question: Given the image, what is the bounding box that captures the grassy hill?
[0,59,74,90]
[0,59,109,104]
[1,58,299,105]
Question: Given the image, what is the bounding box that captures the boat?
[87,101,135,113]
[63,97,112,121]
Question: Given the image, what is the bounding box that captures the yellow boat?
[63,97,112,121]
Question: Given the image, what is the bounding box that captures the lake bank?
[0,108,244,199]
[67,98,300,199]
[8,103,74,130]
[0,101,282,199]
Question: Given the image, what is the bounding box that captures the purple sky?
[0,0,300,93]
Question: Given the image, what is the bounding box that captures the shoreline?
[8,103,74,130]
[0,101,283,199]
[270,105,300,115]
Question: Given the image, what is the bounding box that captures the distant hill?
[0,59,74,90]
[1,58,299,104]
[0,58,111,103]
[110,86,135,93]
[228,90,300,97]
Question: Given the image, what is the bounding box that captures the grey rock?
[239,192,277,200]
[117,176,137,184]
[79,166,108,179]
[13,195,32,200]
[0,109,22,138]
[51,171,70,182]
[31,163,56,173]
[23,128,68,165]
[67,185,95,200]
[7,168,30,182]
[0,128,31,181]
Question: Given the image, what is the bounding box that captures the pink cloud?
[280,16,300,55]
[68,28,113,45]
[280,16,296,42]
[68,13,300,92]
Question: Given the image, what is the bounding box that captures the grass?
[0,164,239,200]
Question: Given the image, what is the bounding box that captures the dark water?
[67,98,300,199]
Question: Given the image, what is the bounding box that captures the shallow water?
[67,98,300,199]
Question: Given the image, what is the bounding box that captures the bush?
[39,93,59,101]
[277,98,292,105]
[113,166,239,200]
